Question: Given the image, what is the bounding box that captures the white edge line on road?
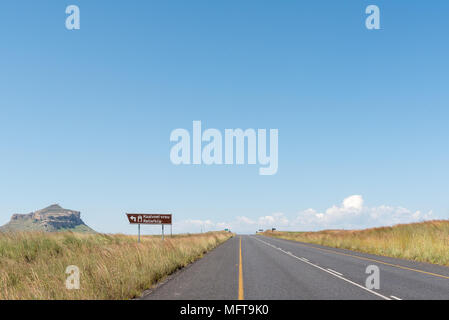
[327,268,343,276]
[251,236,392,301]
[390,295,402,300]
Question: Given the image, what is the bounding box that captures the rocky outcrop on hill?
[0,204,96,233]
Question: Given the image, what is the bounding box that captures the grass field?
[262,220,449,266]
[0,231,232,300]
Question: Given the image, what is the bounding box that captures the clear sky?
[0,1,448,234]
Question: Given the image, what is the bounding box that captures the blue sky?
[0,1,448,234]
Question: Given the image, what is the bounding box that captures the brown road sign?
[126,213,172,225]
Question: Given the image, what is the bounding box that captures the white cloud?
[236,216,256,225]
[258,212,289,227]
[343,195,364,210]
[173,195,434,233]
[290,195,433,231]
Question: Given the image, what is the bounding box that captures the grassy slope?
[262,220,449,266]
[0,219,96,233]
[0,218,50,232]
[0,231,233,299]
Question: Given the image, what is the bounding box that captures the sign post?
[126,213,172,242]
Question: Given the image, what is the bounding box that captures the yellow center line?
[238,237,244,300]
[272,237,449,280]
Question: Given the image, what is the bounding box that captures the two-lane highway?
[142,235,449,300]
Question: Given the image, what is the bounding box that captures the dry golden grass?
[262,220,449,266]
[0,231,233,300]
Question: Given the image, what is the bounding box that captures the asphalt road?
[142,235,449,300]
